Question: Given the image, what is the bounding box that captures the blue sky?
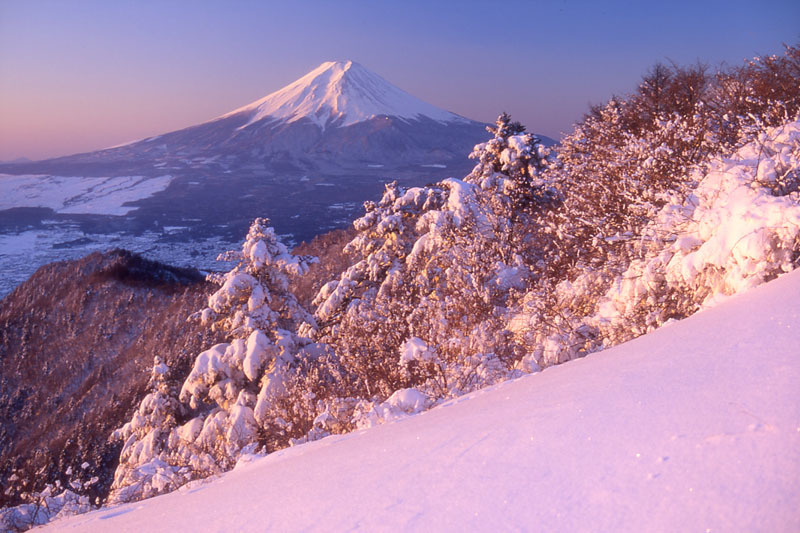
[1,0,798,160]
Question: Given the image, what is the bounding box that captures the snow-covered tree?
[309,115,559,412]
[108,357,187,503]
[467,112,552,217]
[177,218,317,462]
[109,219,320,501]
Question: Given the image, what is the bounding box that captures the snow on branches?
[110,219,320,501]
[179,219,319,459]
[310,116,560,404]
[108,357,187,503]
[593,119,800,344]
[101,46,800,510]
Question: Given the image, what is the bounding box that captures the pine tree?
[178,218,317,461]
[468,112,552,217]
[108,357,186,503]
[109,219,319,501]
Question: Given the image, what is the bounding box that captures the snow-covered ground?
[0,225,239,297]
[45,267,800,531]
[0,174,172,215]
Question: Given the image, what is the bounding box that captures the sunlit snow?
[221,60,469,130]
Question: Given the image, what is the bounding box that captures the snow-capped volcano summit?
[223,60,467,130]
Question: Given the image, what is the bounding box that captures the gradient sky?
[1,0,798,161]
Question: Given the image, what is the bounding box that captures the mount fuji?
[32,60,493,172]
[0,61,551,296]
[221,60,470,129]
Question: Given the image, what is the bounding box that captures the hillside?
[43,265,800,532]
[0,251,223,508]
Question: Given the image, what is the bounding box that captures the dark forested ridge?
[0,250,223,509]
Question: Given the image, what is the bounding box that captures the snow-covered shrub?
[0,487,91,531]
[311,115,557,405]
[506,47,800,367]
[505,97,714,367]
[248,342,347,451]
[508,275,603,371]
[712,44,800,148]
[593,118,800,345]
[549,99,714,272]
[350,388,432,429]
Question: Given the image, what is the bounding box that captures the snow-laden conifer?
[177,218,317,463]
[107,357,186,503]
[108,219,319,501]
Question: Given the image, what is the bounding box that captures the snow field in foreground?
[45,268,800,532]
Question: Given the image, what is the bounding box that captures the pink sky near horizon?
[1,0,798,161]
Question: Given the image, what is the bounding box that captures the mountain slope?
[220,60,469,129]
[44,268,800,532]
[0,251,222,509]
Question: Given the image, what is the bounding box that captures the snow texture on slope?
[221,60,469,129]
[45,268,800,532]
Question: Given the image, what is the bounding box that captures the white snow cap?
[223,60,468,129]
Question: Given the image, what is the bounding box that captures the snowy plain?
[0,227,239,297]
[0,174,173,215]
[45,267,800,532]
